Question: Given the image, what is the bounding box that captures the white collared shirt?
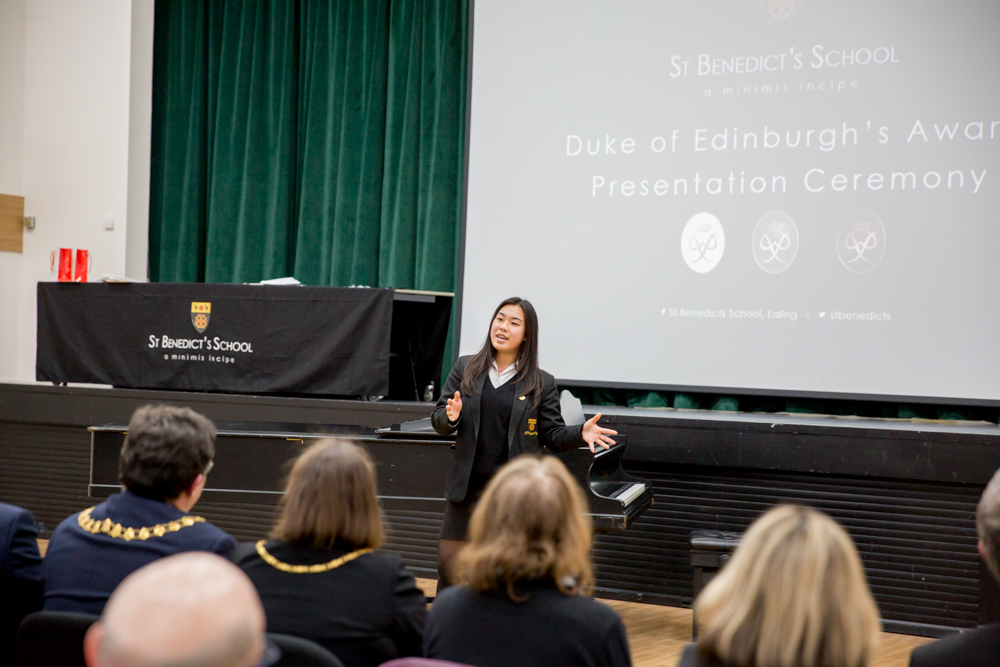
[489,359,518,388]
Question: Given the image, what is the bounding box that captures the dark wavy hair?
[460,297,542,406]
[119,405,215,501]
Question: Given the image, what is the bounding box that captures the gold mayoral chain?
[77,506,206,542]
[255,540,373,574]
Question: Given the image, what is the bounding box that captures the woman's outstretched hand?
[446,391,463,423]
[582,413,617,453]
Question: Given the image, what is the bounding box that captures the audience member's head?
[272,438,384,549]
[455,455,592,596]
[694,505,880,667]
[84,552,266,667]
[977,468,1000,582]
[119,405,216,509]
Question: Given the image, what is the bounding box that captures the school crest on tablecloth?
[191,302,211,333]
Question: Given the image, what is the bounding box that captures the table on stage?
[36,282,451,399]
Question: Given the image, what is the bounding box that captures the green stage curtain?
[378,0,467,293]
[149,0,215,283]
[292,0,390,287]
[149,0,467,298]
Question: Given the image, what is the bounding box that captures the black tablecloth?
[36,283,394,396]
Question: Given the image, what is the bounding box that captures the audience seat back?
[379,659,476,667]
[268,633,345,667]
[16,611,98,667]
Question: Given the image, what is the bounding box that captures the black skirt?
[440,472,493,541]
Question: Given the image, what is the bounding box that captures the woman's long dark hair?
[460,297,542,406]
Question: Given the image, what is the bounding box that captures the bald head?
[85,553,266,667]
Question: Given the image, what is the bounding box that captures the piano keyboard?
[590,480,648,506]
[612,482,647,506]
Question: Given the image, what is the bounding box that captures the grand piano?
[89,418,653,533]
[377,417,653,531]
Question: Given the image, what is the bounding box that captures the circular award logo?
[752,211,799,274]
[681,212,725,273]
[836,209,885,274]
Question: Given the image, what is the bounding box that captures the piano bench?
[690,529,743,641]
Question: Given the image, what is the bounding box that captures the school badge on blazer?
[525,418,538,436]
[191,302,211,333]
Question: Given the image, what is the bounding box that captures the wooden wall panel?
[0,194,24,252]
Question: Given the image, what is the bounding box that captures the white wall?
[0,0,27,381]
[0,0,154,382]
[126,0,154,282]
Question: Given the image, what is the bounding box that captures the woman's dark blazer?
[232,540,426,667]
[432,355,585,502]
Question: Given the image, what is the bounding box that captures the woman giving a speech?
[431,296,617,588]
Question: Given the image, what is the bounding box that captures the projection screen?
[459,0,1000,402]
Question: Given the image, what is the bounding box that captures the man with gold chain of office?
[42,405,236,615]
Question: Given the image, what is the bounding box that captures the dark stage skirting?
[1,382,998,637]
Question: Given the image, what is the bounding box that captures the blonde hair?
[272,439,383,550]
[454,455,593,597]
[977,468,1000,582]
[694,505,880,667]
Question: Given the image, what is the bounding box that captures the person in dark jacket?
[910,467,1000,667]
[0,503,43,666]
[42,405,236,615]
[232,438,426,667]
[425,455,631,667]
[431,296,617,586]
[678,505,881,667]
